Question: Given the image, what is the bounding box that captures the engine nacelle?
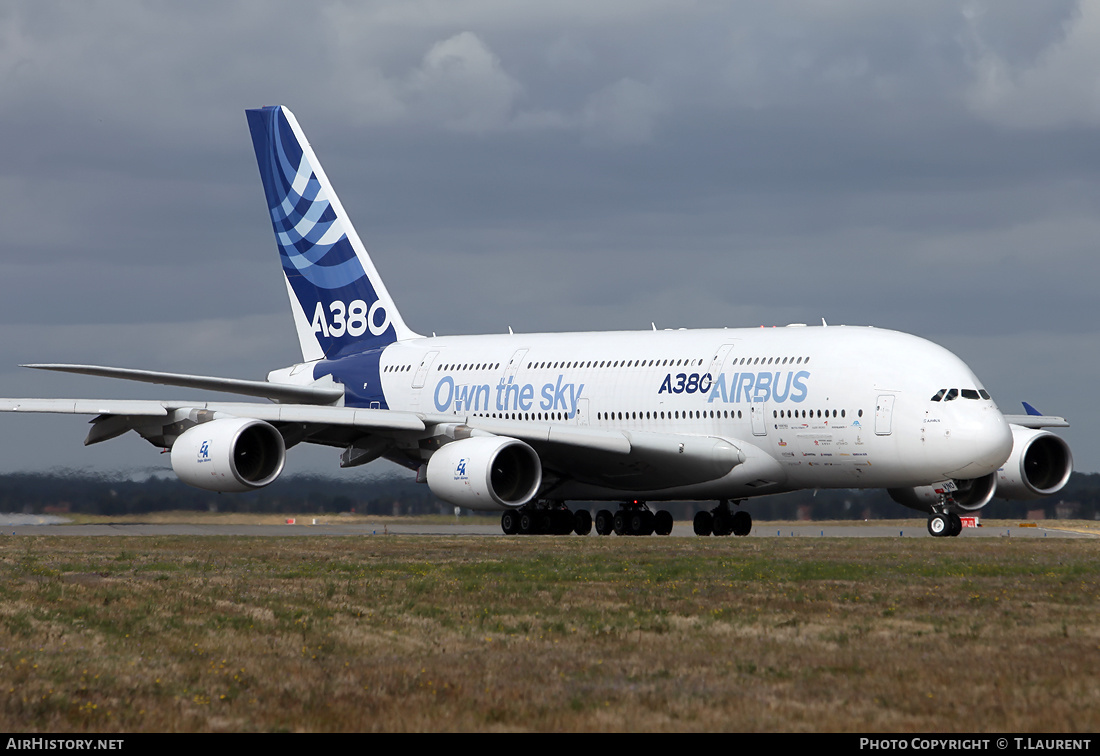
[171,417,286,492]
[426,436,542,511]
[995,426,1073,500]
[888,472,997,513]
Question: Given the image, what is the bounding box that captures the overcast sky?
[0,0,1096,482]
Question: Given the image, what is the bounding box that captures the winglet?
[1022,401,1042,416]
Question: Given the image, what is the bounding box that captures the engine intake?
[426,436,542,511]
[171,417,286,492]
[996,426,1073,500]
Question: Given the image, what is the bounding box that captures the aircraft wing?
[1004,401,1070,429]
[461,414,746,491]
[23,364,343,404]
[0,399,637,455]
[1003,414,1070,429]
[0,396,749,491]
[0,398,422,427]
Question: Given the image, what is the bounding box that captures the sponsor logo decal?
[433,374,586,417]
[310,299,390,339]
[697,370,811,404]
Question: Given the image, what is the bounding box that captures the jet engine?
[995,426,1073,500]
[888,473,997,513]
[425,436,542,511]
[171,417,286,492]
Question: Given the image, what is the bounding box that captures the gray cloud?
[0,1,1094,476]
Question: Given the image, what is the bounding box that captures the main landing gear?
[500,501,591,535]
[593,503,674,537]
[693,500,752,536]
[500,500,673,536]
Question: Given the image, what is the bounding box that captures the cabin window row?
[421,355,814,373]
[527,358,706,370]
[460,407,865,423]
[597,410,745,421]
[435,362,502,372]
[774,408,861,419]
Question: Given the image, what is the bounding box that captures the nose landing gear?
[927,501,964,538]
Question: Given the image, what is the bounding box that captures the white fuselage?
[355,324,1013,502]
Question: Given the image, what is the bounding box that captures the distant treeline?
[1,471,1097,521]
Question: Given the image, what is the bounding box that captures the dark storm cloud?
[0,1,1095,473]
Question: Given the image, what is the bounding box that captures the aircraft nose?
[944,408,1013,479]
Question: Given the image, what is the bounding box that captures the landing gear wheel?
[732,510,752,537]
[654,510,674,536]
[613,511,626,536]
[547,510,572,535]
[595,509,614,536]
[927,513,949,537]
[948,513,963,537]
[712,512,732,536]
[574,509,592,536]
[693,510,713,536]
[501,511,519,535]
[519,512,537,535]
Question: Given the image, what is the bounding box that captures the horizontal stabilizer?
[23,364,343,405]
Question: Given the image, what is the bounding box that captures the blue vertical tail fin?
[246,105,419,361]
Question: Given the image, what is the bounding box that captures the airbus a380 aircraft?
[1,106,1074,537]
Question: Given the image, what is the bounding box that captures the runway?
[1,516,1095,538]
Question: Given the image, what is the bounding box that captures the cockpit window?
[932,387,988,402]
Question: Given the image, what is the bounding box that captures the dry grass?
[1,534,1098,732]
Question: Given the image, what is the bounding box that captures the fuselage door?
[574,398,589,426]
[751,398,768,436]
[504,349,528,383]
[411,351,439,389]
[875,394,896,436]
[706,343,736,382]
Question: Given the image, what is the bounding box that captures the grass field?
[2,530,1098,732]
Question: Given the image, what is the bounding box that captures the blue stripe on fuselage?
[314,348,389,409]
